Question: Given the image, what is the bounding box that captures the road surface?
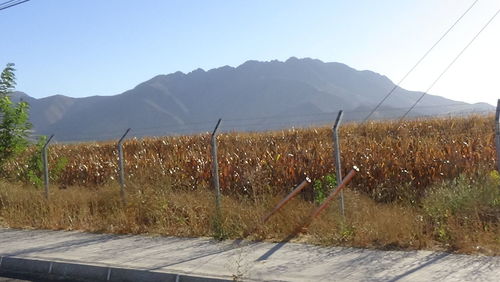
[0,228,498,281]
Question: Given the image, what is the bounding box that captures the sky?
[1,0,500,105]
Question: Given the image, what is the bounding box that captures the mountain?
[11,57,494,142]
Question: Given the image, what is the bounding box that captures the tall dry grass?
[0,175,498,255]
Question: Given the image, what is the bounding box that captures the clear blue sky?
[1,0,499,105]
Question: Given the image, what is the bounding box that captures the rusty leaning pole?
[246,166,359,238]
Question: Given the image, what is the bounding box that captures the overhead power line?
[0,0,30,11]
[0,0,18,7]
[400,6,500,122]
[362,0,479,122]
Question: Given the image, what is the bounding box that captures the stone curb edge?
[0,256,231,282]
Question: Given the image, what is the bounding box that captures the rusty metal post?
[261,178,311,223]
[255,167,359,261]
[42,134,54,199]
[333,110,344,216]
[296,166,358,234]
[495,99,500,172]
[211,119,222,216]
[117,128,131,205]
[243,178,311,237]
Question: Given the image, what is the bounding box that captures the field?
[0,115,499,254]
[5,115,496,198]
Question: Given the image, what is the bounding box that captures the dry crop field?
[4,114,496,200]
[0,115,498,254]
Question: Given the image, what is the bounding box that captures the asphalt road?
[0,273,38,282]
[0,278,29,282]
[0,273,75,282]
[0,276,30,282]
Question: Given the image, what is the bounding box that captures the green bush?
[313,174,337,204]
[21,136,68,188]
[24,137,45,187]
[0,63,32,171]
[422,172,500,242]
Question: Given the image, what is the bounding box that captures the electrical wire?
[0,0,29,11]
[0,0,19,8]
[362,0,479,122]
[400,6,500,122]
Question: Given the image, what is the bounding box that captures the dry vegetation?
[0,115,499,254]
[0,176,497,255]
[5,115,496,200]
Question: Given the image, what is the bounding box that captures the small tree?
[0,63,32,168]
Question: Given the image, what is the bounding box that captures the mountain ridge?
[11,57,493,141]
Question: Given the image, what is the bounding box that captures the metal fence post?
[495,100,500,172]
[211,119,222,217]
[117,128,131,205]
[332,110,344,216]
[42,134,54,199]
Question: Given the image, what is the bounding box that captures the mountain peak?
[238,60,261,69]
[189,68,205,74]
[285,56,324,64]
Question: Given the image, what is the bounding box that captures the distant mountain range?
[13,57,493,142]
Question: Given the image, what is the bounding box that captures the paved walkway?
[0,228,498,281]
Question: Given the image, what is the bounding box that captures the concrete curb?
[0,256,231,282]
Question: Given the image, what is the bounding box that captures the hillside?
[13,57,493,141]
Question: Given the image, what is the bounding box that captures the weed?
[24,137,45,187]
[337,220,355,242]
[19,136,68,188]
[313,174,336,204]
[212,215,227,240]
[422,171,499,250]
